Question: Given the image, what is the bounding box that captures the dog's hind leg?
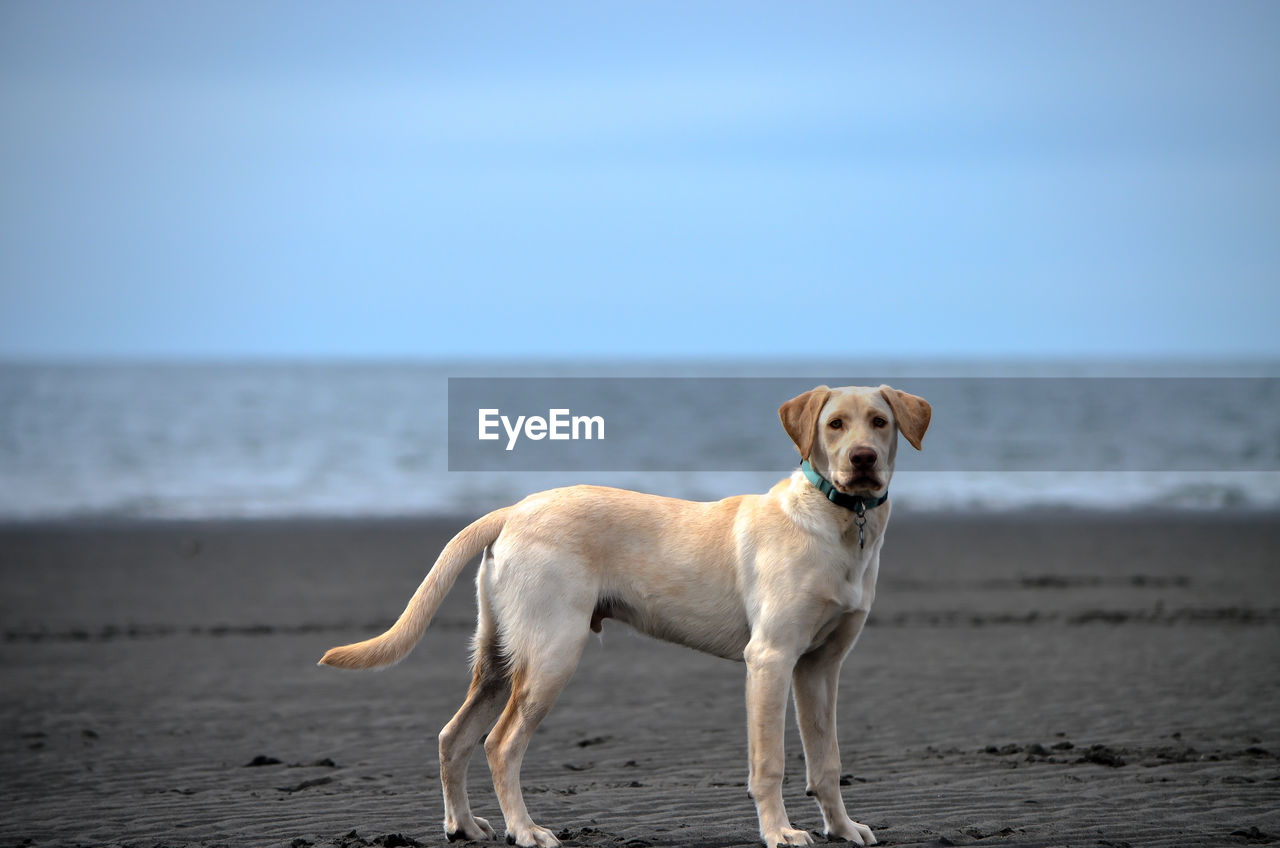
[439,578,508,842]
[483,625,590,848]
[440,659,506,841]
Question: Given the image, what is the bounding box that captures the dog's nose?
[851,447,877,468]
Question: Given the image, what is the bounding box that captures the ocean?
[1,361,1277,521]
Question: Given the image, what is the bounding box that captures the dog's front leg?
[792,611,876,846]
[745,639,813,847]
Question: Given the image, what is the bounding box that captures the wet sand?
[1,512,1277,848]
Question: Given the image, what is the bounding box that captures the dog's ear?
[778,386,832,460]
[879,385,931,451]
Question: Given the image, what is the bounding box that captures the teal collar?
[800,459,889,515]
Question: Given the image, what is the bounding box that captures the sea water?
[1,361,1276,520]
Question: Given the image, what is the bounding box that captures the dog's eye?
[872,417,888,428]
[828,418,843,430]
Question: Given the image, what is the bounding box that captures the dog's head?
[778,385,931,498]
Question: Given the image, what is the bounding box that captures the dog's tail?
[317,507,511,670]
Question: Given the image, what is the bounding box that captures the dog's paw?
[762,826,815,847]
[504,824,561,848]
[824,818,876,845]
[446,815,497,841]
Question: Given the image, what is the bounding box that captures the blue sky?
[1,1,1277,360]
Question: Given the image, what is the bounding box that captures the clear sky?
[1,1,1277,360]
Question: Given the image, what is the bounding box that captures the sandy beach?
[1,512,1277,848]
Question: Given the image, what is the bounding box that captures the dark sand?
[1,512,1277,848]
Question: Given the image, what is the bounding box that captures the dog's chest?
[799,555,875,652]
[808,542,875,612]
[798,550,870,617]
[832,564,870,611]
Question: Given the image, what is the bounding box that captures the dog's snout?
[851,447,877,468]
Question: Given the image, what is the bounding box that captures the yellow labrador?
[320,385,930,848]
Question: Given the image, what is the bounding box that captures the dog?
[320,384,930,848]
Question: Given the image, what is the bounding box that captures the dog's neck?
[783,466,890,551]
[798,460,889,514]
